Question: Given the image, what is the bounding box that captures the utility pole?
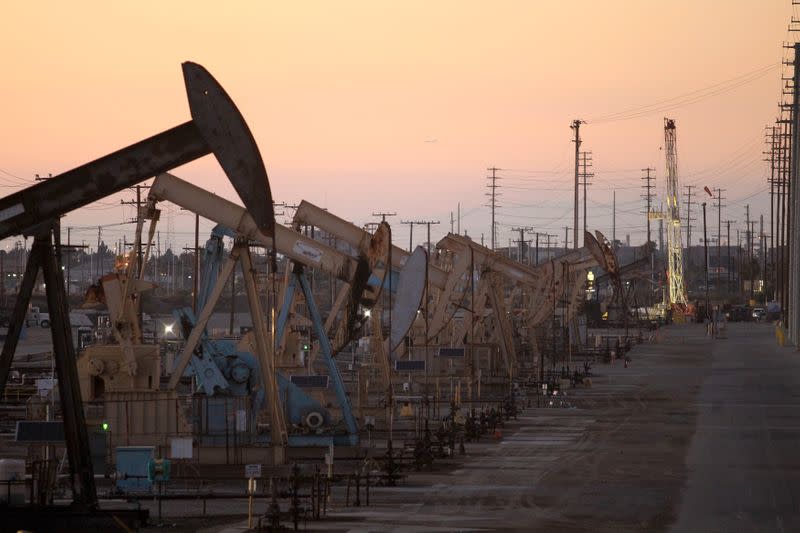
[714,188,726,293]
[67,227,71,295]
[684,185,695,249]
[402,220,440,254]
[62,240,89,297]
[564,226,570,255]
[97,226,102,280]
[120,183,152,278]
[761,214,766,302]
[765,125,777,299]
[777,39,796,323]
[737,229,742,301]
[641,167,655,243]
[0,251,4,308]
[788,40,800,339]
[137,185,144,277]
[723,220,736,296]
[579,151,593,242]
[745,203,751,277]
[775,114,790,314]
[571,120,584,249]
[121,181,154,328]
[194,213,199,312]
[544,233,554,260]
[424,221,440,255]
[512,227,534,264]
[702,202,709,319]
[401,221,415,252]
[486,167,501,251]
[372,211,396,223]
[749,220,757,301]
[612,190,616,244]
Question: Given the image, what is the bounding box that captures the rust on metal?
[594,230,620,275]
[332,222,392,355]
[584,231,608,271]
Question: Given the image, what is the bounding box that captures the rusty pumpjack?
[0,62,276,529]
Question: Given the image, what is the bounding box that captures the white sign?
[245,463,262,478]
[170,438,193,459]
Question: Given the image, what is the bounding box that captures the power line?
[588,62,780,123]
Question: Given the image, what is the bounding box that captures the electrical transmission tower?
[486,167,501,251]
[663,118,687,306]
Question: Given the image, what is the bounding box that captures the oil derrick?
[663,118,688,307]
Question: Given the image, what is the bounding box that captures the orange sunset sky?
[0,2,793,252]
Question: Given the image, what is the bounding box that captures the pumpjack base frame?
[275,265,360,446]
[255,434,358,447]
[288,434,359,447]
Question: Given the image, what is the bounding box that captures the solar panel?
[15,421,65,443]
[395,360,426,371]
[437,347,465,357]
[290,375,329,389]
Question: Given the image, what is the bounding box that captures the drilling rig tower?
[663,118,688,307]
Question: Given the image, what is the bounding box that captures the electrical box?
[115,446,155,493]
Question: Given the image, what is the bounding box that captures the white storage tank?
[0,458,25,504]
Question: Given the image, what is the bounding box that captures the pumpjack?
[147,172,427,447]
[0,62,276,530]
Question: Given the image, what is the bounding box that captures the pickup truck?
[26,308,50,328]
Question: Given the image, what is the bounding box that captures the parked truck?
[25,306,49,328]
